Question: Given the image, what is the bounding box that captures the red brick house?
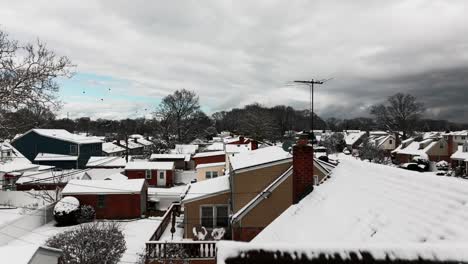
[62,179,147,219]
[124,161,175,187]
[192,151,226,167]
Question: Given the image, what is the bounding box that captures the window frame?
[200,204,229,228]
[70,145,77,155]
[97,195,106,208]
[145,170,152,179]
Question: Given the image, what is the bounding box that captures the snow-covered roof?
[217,242,468,264]
[150,154,186,160]
[34,153,78,161]
[394,140,437,158]
[196,162,226,169]
[83,168,127,180]
[148,185,187,197]
[345,132,366,146]
[253,158,468,245]
[125,161,174,171]
[15,129,103,144]
[62,179,145,195]
[205,142,224,151]
[133,138,153,146]
[193,151,225,158]
[170,144,199,155]
[86,156,127,168]
[225,144,250,154]
[16,169,87,184]
[181,175,230,203]
[230,146,291,171]
[117,140,143,149]
[102,142,126,154]
[451,145,468,161]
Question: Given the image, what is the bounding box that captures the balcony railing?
[149,202,180,241]
[146,241,217,259]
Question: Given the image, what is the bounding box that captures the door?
[157,170,166,187]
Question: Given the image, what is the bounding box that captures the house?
[116,140,144,155]
[124,161,175,187]
[101,142,126,156]
[62,179,147,219]
[170,144,199,155]
[224,144,251,172]
[443,131,468,146]
[344,131,366,150]
[0,245,62,264]
[231,158,468,263]
[15,169,88,191]
[0,142,42,190]
[393,136,456,163]
[86,156,127,169]
[225,136,258,150]
[129,135,153,152]
[192,151,226,167]
[150,154,189,170]
[11,129,103,169]
[34,153,78,169]
[180,142,334,241]
[450,142,468,176]
[196,162,226,182]
[205,142,224,151]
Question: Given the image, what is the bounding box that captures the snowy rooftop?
[253,158,468,244]
[150,153,186,160]
[451,145,468,161]
[193,150,225,158]
[101,142,125,154]
[196,162,226,169]
[83,168,127,180]
[181,175,230,203]
[170,144,199,155]
[62,179,145,195]
[86,156,127,167]
[117,140,143,149]
[345,132,366,146]
[394,140,437,157]
[16,169,87,184]
[133,138,153,146]
[17,129,103,144]
[34,153,78,161]
[205,142,224,151]
[230,146,291,171]
[225,144,250,154]
[125,161,174,170]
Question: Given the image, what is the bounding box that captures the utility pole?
[293,79,325,132]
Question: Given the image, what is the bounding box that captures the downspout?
[76,144,80,169]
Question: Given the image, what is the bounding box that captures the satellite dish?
[282,140,294,153]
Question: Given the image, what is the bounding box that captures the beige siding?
[379,136,396,150]
[232,161,292,213]
[240,175,293,228]
[427,139,449,156]
[182,192,230,239]
[196,165,225,182]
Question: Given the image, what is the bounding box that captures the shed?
[125,162,175,187]
[62,179,147,219]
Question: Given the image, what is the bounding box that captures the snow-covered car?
[399,163,424,172]
[342,149,351,155]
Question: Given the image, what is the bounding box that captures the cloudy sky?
[1,0,468,122]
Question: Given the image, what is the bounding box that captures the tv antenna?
[291,78,333,132]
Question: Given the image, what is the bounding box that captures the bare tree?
[155,89,201,143]
[0,29,74,140]
[370,93,425,140]
[359,136,386,163]
[46,221,126,264]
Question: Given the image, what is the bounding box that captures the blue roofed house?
[11,129,103,169]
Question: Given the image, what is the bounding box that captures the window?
[463,137,466,140]
[145,170,152,179]
[98,195,106,208]
[70,145,77,155]
[200,205,229,228]
[205,171,219,179]
[314,175,319,186]
[440,143,444,149]
[389,140,393,145]
[159,171,164,179]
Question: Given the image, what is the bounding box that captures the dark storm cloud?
[1,0,467,120]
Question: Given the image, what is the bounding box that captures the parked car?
[400,163,424,172]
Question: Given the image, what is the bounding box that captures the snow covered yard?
[3,217,163,264]
[0,207,25,226]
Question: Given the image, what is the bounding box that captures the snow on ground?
[4,218,163,264]
[0,207,25,226]
[159,214,185,242]
[254,158,468,244]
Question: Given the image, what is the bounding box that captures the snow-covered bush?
[78,205,96,223]
[54,196,80,226]
[211,228,226,240]
[46,222,126,264]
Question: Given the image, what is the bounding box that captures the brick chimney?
[447,135,455,157]
[251,140,258,150]
[292,136,314,204]
[239,136,245,144]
